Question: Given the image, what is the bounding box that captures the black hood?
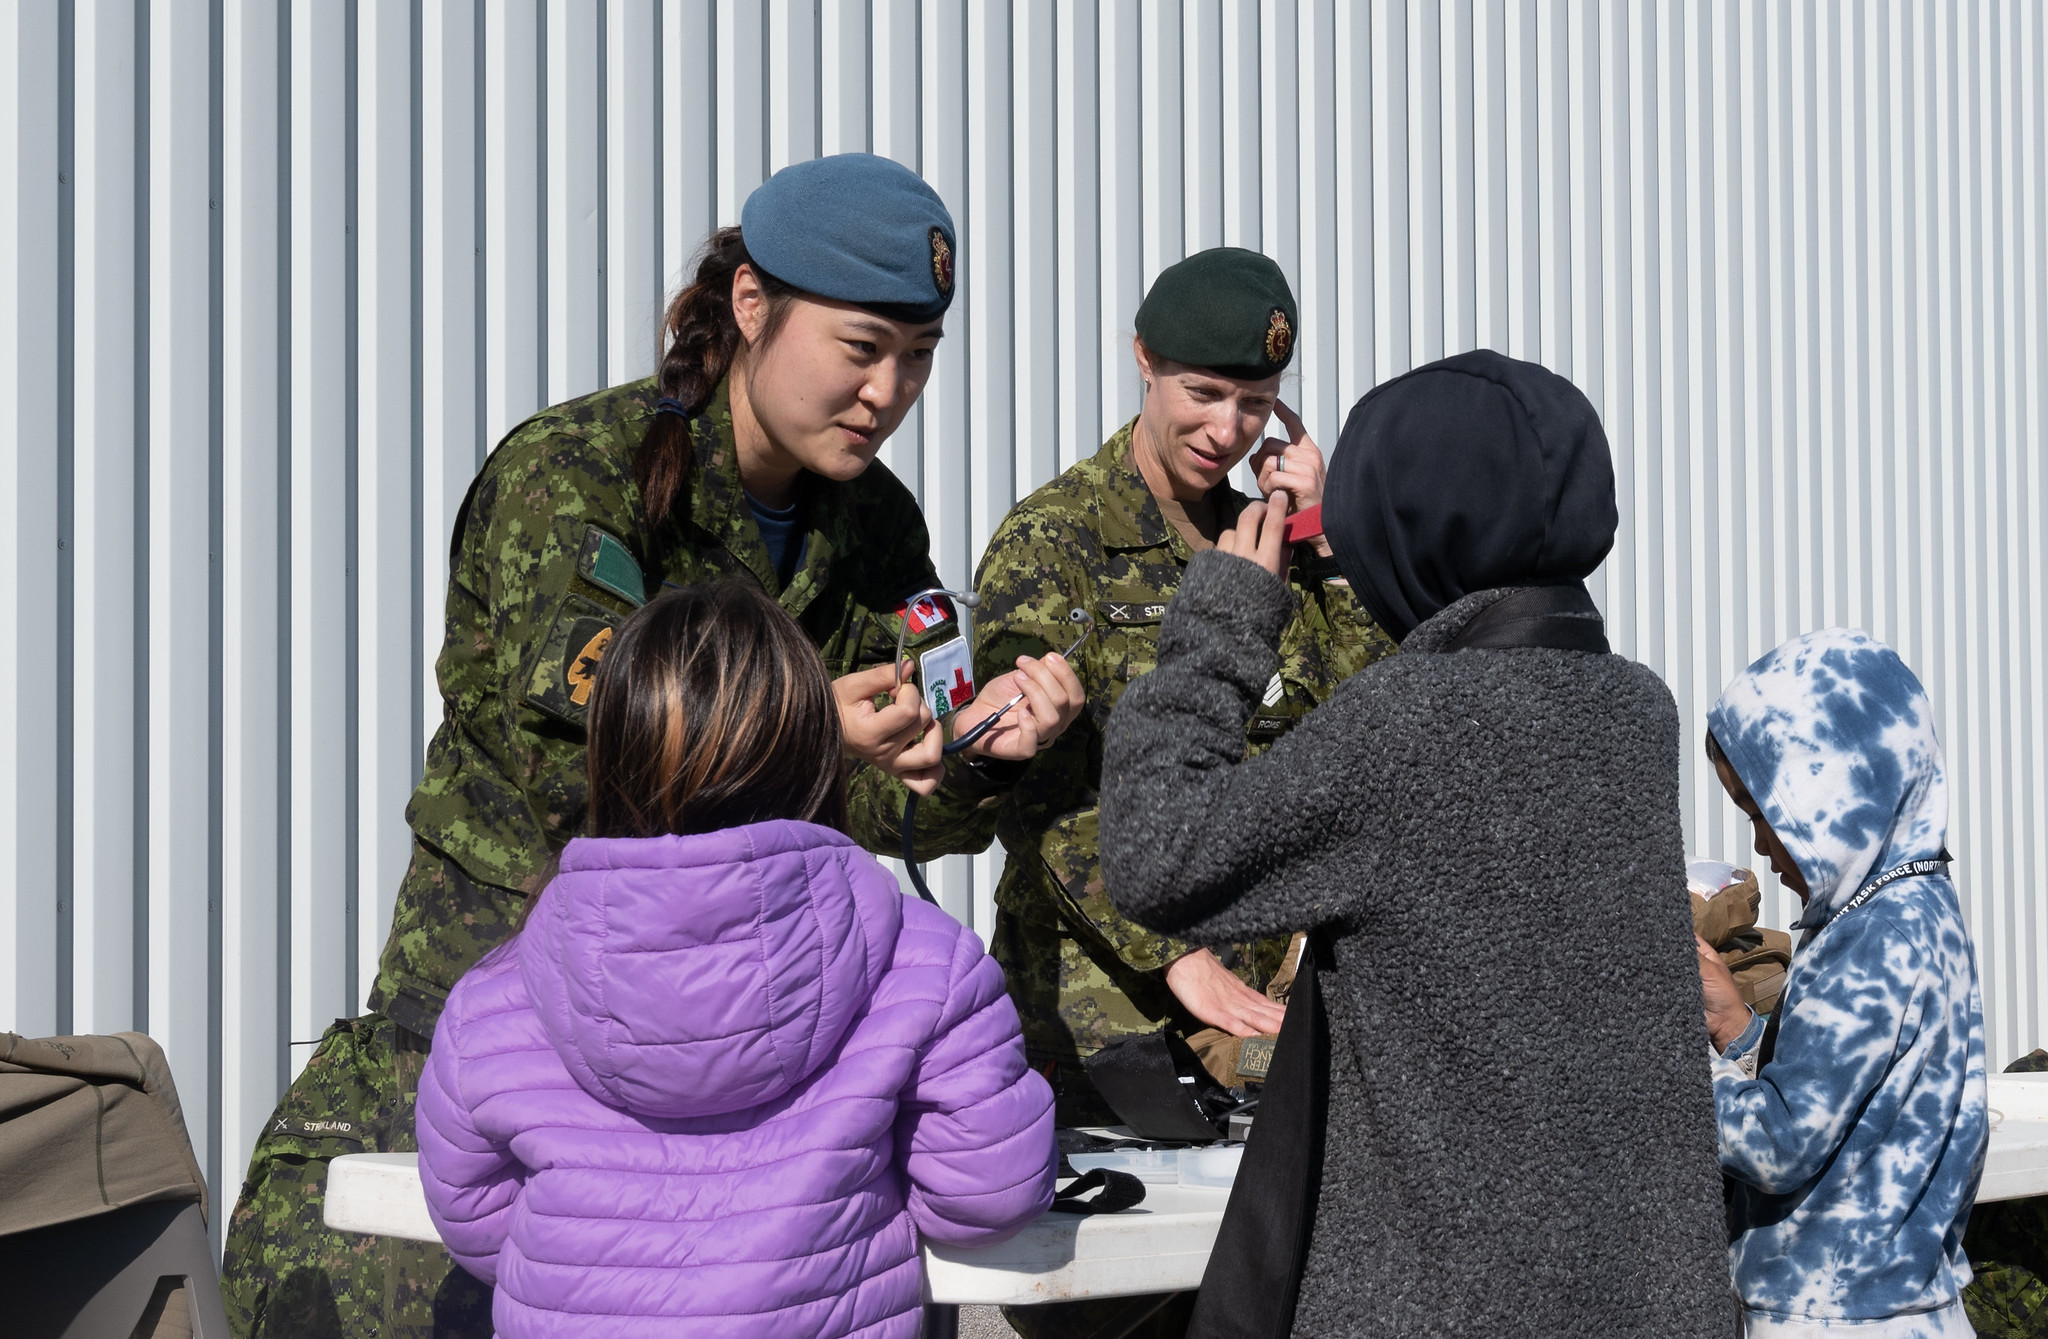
[1321,349,1617,642]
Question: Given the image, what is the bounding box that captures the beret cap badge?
[930,228,954,297]
[1265,308,1293,366]
[737,153,958,322]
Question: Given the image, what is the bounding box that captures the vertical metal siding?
[4,0,2045,1238]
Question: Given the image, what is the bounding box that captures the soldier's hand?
[953,651,1087,762]
[834,660,944,796]
[1218,490,1292,581]
[1165,948,1288,1038]
[1250,400,1326,511]
[1696,934,1752,1053]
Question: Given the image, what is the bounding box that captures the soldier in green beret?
[219,154,1084,1338]
[892,246,1396,1338]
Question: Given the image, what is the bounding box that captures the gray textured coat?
[1099,551,1732,1337]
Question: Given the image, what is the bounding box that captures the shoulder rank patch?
[1096,598,1168,626]
[578,525,647,607]
[527,594,621,724]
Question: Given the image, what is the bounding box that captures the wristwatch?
[1305,551,1345,583]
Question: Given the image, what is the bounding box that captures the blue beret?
[740,154,957,323]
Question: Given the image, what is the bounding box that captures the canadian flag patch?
[896,594,953,634]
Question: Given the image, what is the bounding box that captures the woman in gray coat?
[1098,350,1731,1337]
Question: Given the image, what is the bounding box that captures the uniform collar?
[1090,418,1247,560]
[685,378,841,617]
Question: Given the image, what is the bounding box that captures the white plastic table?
[325,1075,2048,1313]
[1982,1072,2048,1201]
[323,1152,1230,1306]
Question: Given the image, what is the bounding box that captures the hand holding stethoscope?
[895,591,1093,903]
[946,608,1093,758]
[890,589,1090,763]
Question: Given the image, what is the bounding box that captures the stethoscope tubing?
[900,606,1093,904]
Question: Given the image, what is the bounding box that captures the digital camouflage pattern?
[372,375,948,1038]
[224,377,953,1337]
[1965,1262,2048,1339]
[877,423,1395,1069]
[1960,1050,2048,1338]
[219,1011,491,1339]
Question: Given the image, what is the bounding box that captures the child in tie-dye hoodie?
[1698,629,1988,1338]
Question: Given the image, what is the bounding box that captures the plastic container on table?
[1067,1149,1182,1183]
[1177,1146,1243,1189]
[1686,858,1748,897]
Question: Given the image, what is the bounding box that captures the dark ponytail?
[638,227,799,529]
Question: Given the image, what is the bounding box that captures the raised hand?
[1218,489,1293,580]
[1249,399,1326,513]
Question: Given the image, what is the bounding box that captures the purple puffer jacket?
[416,820,1056,1338]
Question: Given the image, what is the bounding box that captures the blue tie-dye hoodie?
[1707,629,1988,1338]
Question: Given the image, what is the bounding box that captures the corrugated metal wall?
[5,0,2044,1239]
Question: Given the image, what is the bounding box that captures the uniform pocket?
[1090,591,1167,721]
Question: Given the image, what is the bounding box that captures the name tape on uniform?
[1096,599,1168,626]
[1235,1036,1277,1081]
[271,1116,367,1145]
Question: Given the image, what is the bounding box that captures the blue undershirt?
[747,492,807,585]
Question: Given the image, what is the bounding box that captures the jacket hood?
[518,821,905,1119]
[1322,349,1617,642]
[1707,629,1949,930]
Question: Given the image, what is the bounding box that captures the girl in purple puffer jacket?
[416,581,1057,1338]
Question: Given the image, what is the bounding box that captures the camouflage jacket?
[370,377,947,1032]
[887,422,1396,1059]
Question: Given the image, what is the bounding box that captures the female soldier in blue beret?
[220,153,1084,1339]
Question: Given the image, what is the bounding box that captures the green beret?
[1134,247,1297,379]
[741,153,957,324]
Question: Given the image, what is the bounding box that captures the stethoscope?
[893,587,1093,903]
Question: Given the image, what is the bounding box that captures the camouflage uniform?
[221,1013,491,1338]
[1963,1049,2048,1338]
[222,377,950,1337]
[883,422,1394,1104]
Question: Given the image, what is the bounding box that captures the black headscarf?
[1321,350,1618,642]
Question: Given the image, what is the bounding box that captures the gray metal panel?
[3,0,64,1039]
[287,0,353,1065]
[73,0,145,1041]
[219,0,288,1205]
[146,0,220,1222]
[6,0,2046,1234]
[356,0,419,1018]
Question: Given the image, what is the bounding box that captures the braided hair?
[639,228,798,529]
